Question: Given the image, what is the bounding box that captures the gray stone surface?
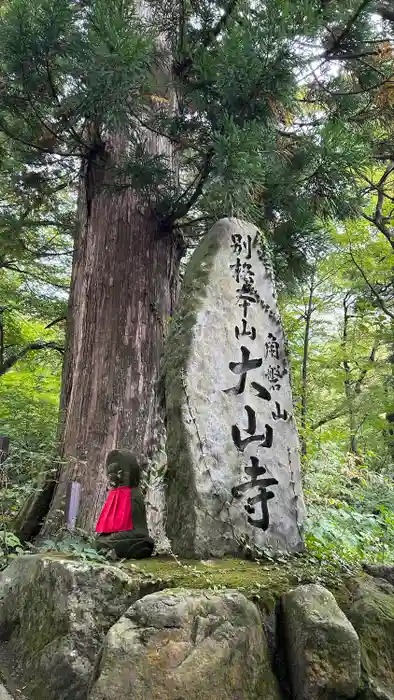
[144,421,172,554]
[0,554,165,700]
[282,584,361,700]
[0,683,14,700]
[165,217,305,557]
[88,587,282,700]
[339,575,394,700]
[363,564,394,586]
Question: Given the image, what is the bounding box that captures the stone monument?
[165,218,305,558]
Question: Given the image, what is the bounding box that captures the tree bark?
[43,131,182,534]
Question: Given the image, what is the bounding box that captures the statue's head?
[105,449,141,488]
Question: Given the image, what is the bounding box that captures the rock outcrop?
[88,587,282,700]
[363,563,394,587]
[339,575,394,700]
[0,554,165,700]
[0,554,393,700]
[282,583,361,700]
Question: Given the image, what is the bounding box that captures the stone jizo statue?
[95,449,154,559]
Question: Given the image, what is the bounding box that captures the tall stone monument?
[165,218,305,558]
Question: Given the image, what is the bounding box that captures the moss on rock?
[0,554,168,700]
[2,553,394,700]
[121,554,353,616]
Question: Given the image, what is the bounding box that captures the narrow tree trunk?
[384,344,394,461]
[342,294,358,455]
[43,132,182,534]
[300,274,315,456]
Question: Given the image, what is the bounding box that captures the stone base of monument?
[164,218,305,558]
[2,554,394,700]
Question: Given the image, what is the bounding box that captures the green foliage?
[0,0,392,283]
[304,450,394,564]
[0,298,63,455]
[37,531,110,564]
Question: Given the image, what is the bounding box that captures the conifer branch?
[164,149,214,224]
[201,0,238,48]
[0,117,76,157]
[324,0,371,58]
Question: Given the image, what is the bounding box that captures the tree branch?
[164,149,214,224]
[201,0,238,48]
[1,341,64,376]
[324,0,372,58]
[0,263,69,289]
[354,343,378,393]
[45,316,67,329]
[348,246,394,319]
[361,162,394,249]
[311,406,349,431]
[363,212,394,248]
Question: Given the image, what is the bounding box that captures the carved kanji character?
[230,259,255,285]
[231,456,278,530]
[223,347,262,396]
[237,294,257,319]
[231,233,252,259]
[245,487,276,530]
[250,382,271,401]
[265,364,284,391]
[271,401,289,421]
[264,333,280,360]
[235,318,256,340]
[232,406,273,452]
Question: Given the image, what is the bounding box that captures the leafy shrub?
[304,449,394,564]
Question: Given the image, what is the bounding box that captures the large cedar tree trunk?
[43,131,182,534]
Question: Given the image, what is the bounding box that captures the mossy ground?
[118,554,355,613]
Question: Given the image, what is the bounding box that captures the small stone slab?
[165,217,305,557]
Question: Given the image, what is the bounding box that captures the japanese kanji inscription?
[165,218,305,558]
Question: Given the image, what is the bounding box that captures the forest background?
[0,0,393,567]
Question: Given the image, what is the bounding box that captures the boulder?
[363,564,394,587]
[339,575,394,700]
[0,554,165,700]
[88,587,282,700]
[282,583,360,700]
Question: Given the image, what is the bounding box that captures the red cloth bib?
[95,486,133,534]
